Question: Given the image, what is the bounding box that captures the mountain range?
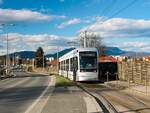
[1,47,150,59]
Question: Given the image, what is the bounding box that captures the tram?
[59,48,99,81]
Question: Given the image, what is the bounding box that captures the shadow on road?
[13,73,50,78]
[79,81,104,84]
[0,85,53,103]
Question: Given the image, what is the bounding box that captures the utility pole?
[1,23,15,75]
[6,32,9,74]
[84,30,87,48]
[42,53,45,72]
[57,48,59,74]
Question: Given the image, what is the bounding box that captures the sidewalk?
[41,86,87,113]
[41,85,103,113]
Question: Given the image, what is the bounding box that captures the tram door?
[73,57,78,81]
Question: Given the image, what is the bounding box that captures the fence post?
[145,62,148,94]
[107,71,109,82]
[127,67,130,88]
[140,62,142,83]
[116,72,119,88]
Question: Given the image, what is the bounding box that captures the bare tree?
[79,30,106,56]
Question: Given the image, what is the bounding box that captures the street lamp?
[42,53,44,72]
[0,23,15,75]
[56,47,59,74]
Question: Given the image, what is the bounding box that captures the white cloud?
[58,18,81,29]
[1,33,60,43]
[140,46,150,52]
[0,8,64,22]
[82,18,150,38]
[108,41,150,52]
[121,42,149,48]
[2,33,21,42]
[0,33,77,54]
[24,34,62,44]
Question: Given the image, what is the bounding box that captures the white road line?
[24,76,56,113]
[0,77,30,92]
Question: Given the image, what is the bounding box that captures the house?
[99,56,117,62]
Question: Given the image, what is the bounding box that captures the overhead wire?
[100,0,138,24]
[98,0,117,22]
[86,0,138,31]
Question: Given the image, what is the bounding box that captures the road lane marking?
[0,77,30,93]
[24,76,55,113]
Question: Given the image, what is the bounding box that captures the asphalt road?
[0,72,89,113]
[0,72,52,113]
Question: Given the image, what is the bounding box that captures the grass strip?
[55,75,75,87]
[78,82,106,88]
[53,73,106,88]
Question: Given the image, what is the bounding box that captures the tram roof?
[59,48,98,61]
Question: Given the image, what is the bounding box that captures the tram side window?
[61,61,63,70]
[66,59,69,71]
[62,61,64,70]
[70,57,78,71]
[73,57,78,70]
[70,58,73,71]
[64,60,66,71]
[59,62,60,70]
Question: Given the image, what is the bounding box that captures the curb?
[76,83,118,113]
[26,71,50,76]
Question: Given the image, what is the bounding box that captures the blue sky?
[0,0,150,54]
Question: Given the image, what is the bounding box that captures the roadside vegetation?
[50,73,106,88]
[78,82,106,88]
[55,74,76,87]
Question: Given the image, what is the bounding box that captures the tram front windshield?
[79,51,97,72]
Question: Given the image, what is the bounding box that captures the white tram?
[59,48,99,81]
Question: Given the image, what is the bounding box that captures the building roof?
[47,59,58,66]
[99,56,117,62]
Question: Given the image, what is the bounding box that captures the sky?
[0,0,150,54]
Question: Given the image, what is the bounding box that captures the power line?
[98,0,117,22]
[101,0,138,24]
[86,0,138,31]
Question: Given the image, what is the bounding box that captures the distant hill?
[105,47,150,57]
[9,51,36,59]
[105,47,126,55]
[45,48,75,59]
[121,51,150,57]
[2,47,149,59]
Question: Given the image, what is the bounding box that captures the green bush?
[27,66,33,72]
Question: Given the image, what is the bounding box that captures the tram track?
[76,82,150,113]
[76,83,118,113]
[94,89,150,113]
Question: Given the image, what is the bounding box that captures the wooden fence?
[118,61,150,86]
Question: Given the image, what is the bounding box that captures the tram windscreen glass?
[79,52,97,72]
